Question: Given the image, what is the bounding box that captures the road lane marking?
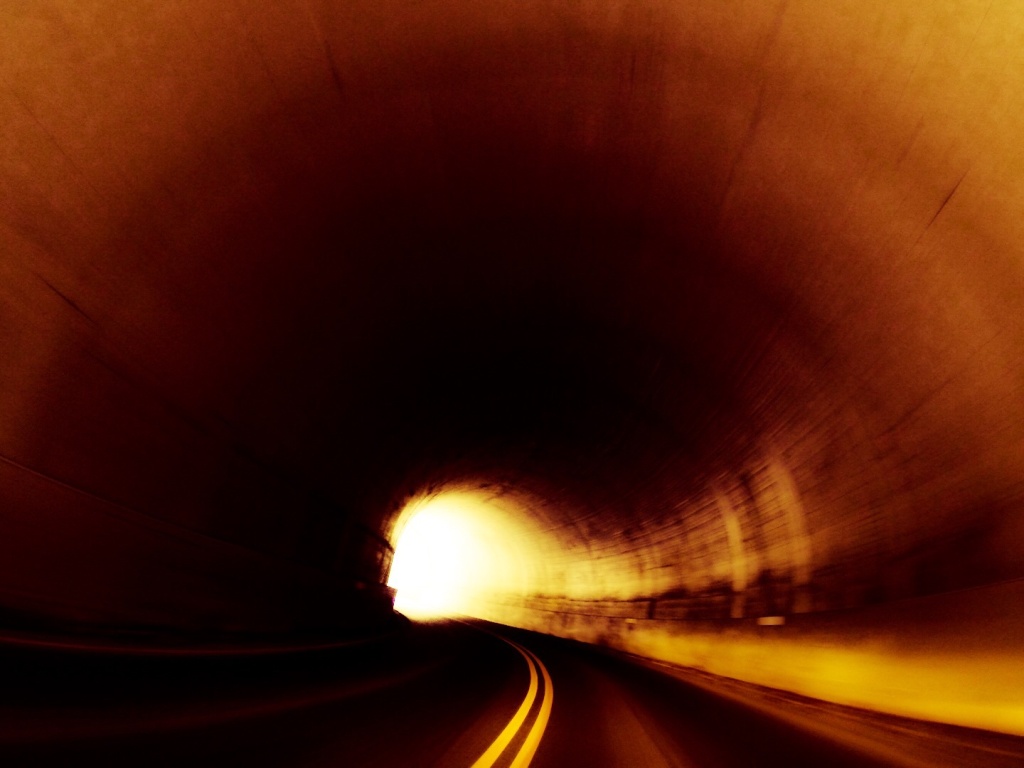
[508,643,553,768]
[464,624,554,768]
[470,637,539,768]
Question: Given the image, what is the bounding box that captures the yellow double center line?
[470,632,553,768]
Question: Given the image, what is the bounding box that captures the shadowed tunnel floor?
[3,620,1023,767]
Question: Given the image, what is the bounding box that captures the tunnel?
[2,1,1024,765]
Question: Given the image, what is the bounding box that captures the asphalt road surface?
[2,619,1022,767]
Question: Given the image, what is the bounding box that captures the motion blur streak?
[3,0,1024,765]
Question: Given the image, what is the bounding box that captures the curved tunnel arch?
[2,0,1024,735]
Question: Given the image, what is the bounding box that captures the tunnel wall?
[464,393,1024,732]
[0,266,393,632]
[3,0,1024,735]
[461,407,1024,731]
[464,445,1024,734]
[0,453,387,633]
[478,579,1024,735]
[0,1,404,634]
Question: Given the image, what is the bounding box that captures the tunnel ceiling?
[3,0,1024,630]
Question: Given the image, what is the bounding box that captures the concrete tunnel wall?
[2,0,1024,729]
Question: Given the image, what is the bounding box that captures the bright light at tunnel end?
[388,501,475,618]
[386,489,534,620]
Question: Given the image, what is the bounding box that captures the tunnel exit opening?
[386,488,542,619]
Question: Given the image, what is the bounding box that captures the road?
[1,619,1022,767]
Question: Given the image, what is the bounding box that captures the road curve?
[1,620,1021,767]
